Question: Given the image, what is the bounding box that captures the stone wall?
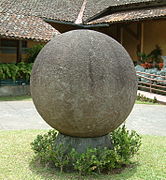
[0,85,30,96]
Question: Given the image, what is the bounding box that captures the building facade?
[0,0,166,63]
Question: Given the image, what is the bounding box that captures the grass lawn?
[0,95,32,101]
[135,100,158,105]
[0,130,165,180]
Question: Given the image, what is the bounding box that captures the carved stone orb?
[31,30,137,138]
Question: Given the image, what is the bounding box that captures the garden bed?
[0,62,32,96]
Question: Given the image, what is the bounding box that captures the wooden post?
[16,40,22,63]
[137,23,140,54]
[117,24,123,45]
[140,22,144,54]
[137,22,144,54]
[116,24,120,42]
[120,26,124,45]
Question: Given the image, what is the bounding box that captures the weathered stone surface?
[31,30,137,137]
[55,133,112,154]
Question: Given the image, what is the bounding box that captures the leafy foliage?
[0,62,33,82]
[0,63,19,81]
[31,126,141,175]
[31,130,57,161]
[16,62,33,81]
[70,147,119,175]
[26,44,44,63]
[137,94,157,104]
[149,45,162,63]
[137,52,151,63]
[110,125,141,163]
[137,45,162,64]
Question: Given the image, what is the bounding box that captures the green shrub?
[0,63,19,81]
[0,62,33,82]
[31,130,57,162]
[137,93,157,103]
[16,62,33,81]
[137,45,162,64]
[110,125,141,164]
[70,147,119,175]
[26,44,44,63]
[31,125,141,175]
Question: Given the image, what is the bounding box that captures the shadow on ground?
[29,158,139,180]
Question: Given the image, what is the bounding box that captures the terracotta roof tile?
[0,0,84,23]
[88,6,166,24]
[0,13,60,41]
[0,0,158,23]
[83,0,156,21]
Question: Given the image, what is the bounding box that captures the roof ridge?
[75,0,87,24]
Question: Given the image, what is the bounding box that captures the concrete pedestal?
[55,133,113,153]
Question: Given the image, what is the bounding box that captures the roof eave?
[85,0,166,23]
[0,35,49,42]
[89,15,166,26]
[44,18,109,28]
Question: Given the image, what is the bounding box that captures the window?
[0,39,27,54]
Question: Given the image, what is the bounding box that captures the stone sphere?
[30,30,137,138]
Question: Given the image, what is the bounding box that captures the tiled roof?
[0,0,84,23]
[0,0,159,23]
[88,6,166,24]
[0,13,60,42]
[83,0,156,21]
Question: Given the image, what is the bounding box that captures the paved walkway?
[0,101,166,136]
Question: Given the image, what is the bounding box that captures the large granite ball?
[31,30,137,138]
